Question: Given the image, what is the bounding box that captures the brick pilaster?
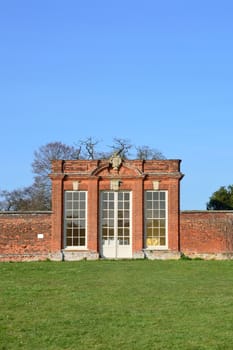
[167,179,180,251]
[50,175,64,252]
[87,177,99,252]
[132,177,144,252]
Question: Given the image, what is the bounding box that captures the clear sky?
[0,0,233,210]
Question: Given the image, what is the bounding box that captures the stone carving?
[109,152,122,171]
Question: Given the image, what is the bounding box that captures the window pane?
[118,201,123,209]
[153,192,159,200]
[152,227,159,235]
[72,220,79,227]
[124,228,130,237]
[160,201,166,209]
[80,238,85,246]
[72,210,79,218]
[159,219,166,228]
[80,229,85,238]
[146,209,152,219]
[102,228,108,239]
[146,192,152,200]
[103,201,108,209]
[153,210,159,218]
[67,237,73,246]
[153,219,160,227]
[124,237,130,245]
[103,192,108,200]
[146,220,153,228]
[160,192,165,200]
[160,210,166,218]
[66,202,72,210]
[118,192,123,201]
[73,201,79,210]
[80,192,85,200]
[79,210,85,218]
[109,228,114,237]
[160,237,166,246]
[145,191,167,247]
[66,210,72,218]
[102,211,108,219]
[66,192,72,200]
[79,220,86,228]
[64,191,86,247]
[66,221,73,228]
[73,227,79,236]
[118,220,124,227]
[147,237,159,246]
[160,227,166,235]
[118,228,123,235]
[80,201,85,209]
[102,218,109,227]
[124,220,130,227]
[118,210,123,218]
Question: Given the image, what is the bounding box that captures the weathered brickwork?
[49,158,183,260]
[0,212,52,261]
[180,211,233,259]
[2,210,233,261]
[1,158,233,261]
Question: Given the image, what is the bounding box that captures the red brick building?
[1,155,233,261]
[49,155,183,260]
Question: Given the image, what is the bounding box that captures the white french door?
[100,191,132,258]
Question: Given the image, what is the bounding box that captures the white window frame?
[144,190,168,250]
[64,190,87,250]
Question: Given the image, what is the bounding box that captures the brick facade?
[0,212,52,261]
[1,158,233,261]
[50,158,183,260]
[180,211,233,259]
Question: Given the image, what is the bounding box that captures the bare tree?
[0,189,25,211]
[0,139,166,211]
[32,142,80,180]
[136,145,166,160]
[79,137,100,160]
[0,177,51,211]
[0,142,81,211]
[110,138,133,158]
[30,142,81,209]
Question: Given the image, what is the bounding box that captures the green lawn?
[1,260,233,350]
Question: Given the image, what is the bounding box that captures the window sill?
[143,247,168,251]
[63,247,88,251]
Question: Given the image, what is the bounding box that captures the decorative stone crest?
[109,152,122,171]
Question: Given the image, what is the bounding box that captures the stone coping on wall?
[181,210,233,213]
[1,210,233,214]
[0,211,52,215]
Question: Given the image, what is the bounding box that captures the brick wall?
[180,211,233,259]
[1,210,233,261]
[0,212,52,261]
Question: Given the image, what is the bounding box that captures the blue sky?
[0,0,233,210]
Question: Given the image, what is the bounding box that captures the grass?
[1,260,233,350]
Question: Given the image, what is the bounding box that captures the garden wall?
[180,211,233,259]
[0,212,52,261]
[1,210,233,261]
